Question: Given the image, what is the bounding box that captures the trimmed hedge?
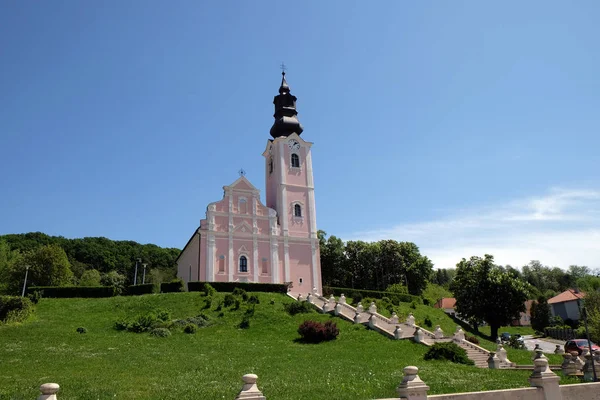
[160,281,185,293]
[28,286,116,298]
[187,281,288,294]
[322,286,422,304]
[126,284,155,296]
[0,296,34,323]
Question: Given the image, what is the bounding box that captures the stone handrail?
[458,338,491,355]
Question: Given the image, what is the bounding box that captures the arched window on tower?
[239,255,248,273]
[291,153,300,168]
[294,204,302,217]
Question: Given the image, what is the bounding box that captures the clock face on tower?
[288,139,300,151]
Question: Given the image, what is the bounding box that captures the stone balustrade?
[34,355,600,400]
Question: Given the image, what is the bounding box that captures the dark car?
[564,339,600,355]
[500,332,511,342]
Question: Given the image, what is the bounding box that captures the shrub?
[284,301,313,316]
[183,324,197,334]
[508,335,526,349]
[76,327,87,334]
[154,308,171,322]
[125,284,155,296]
[224,294,236,307]
[203,296,212,309]
[218,312,224,318]
[28,286,115,298]
[244,306,255,317]
[0,296,34,323]
[410,301,418,310]
[150,328,171,337]
[100,271,126,295]
[187,315,209,327]
[27,291,42,304]
[233,288,248,300]
[352,292,363,305]
[466,335,480,345]
[239,316,251,329]
[423,316,433,328]
[187,281,287,294]
[270,299,275,305]
[203,283,216,297]
[324,286,422,305]
[423,298,431,306]
[247,294,260,305]
[160,279,185,293]
[215,300,223,311]
[233,299,241,310]
[129,313,159,333]
[114,319,130,331]
[297,320,339,343]
[424,342,474,365]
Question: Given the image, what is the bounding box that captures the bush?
[466,335,480,345]
[244,306,255,317]
[76,327,87,334]
[150,328,171,337]
[508,335,526,349]
[270,299,275,305]
[114,319,129,331]
[215,300,223,311]
[352,292,363,305]
[27,291,42,304]
[224,294,236,307]
[118,308,171,333]
[100,271,126,295]
[233,288,248,301]
[410,301,418,310]
[203,283,216,297]
[247,295,260,305]
[297,320,339,343]
[424,342,474,365]
[423,316,433,328]
[28,286,116,298]
[284,301,314,316]
[239,316,251,329]
[160,279,185,293]
[203,296,212,309]
[0,296,34,323]
[126,284,155,296]
[187,281,288,294]
[183,324,197,334]
[233,299,241,310]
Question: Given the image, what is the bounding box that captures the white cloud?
[347,188,600,270]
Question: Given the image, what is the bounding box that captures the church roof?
[270,72,304,138]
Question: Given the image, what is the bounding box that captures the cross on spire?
[238,168,246,177]
[280,62,287,74]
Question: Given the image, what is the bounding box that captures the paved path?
[522,335,564,353]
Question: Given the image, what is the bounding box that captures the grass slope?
[0,293,561,400]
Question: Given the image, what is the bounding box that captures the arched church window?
[294,204,302,217]
[291,153,300,168]
[239,255,248,273]
[239,198,247,214]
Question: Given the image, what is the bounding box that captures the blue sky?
[1,1,599,269]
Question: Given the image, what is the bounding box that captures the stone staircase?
[294,291,514,369]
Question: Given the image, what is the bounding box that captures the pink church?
[176,72,322,294]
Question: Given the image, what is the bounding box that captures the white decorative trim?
[253,239,258,283]
[306,149,317,238]
[271,240,279,283]
[284,240,290,283]
[279,140,288,236]
[207,235,215,282]
[311,240,319,293]
[228,234,233,281]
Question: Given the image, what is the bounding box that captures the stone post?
[413,327,424,344]
[394,325,403,340]
[297,294,303,302]
[453,327,465,342]
[532,348,544,362]
[390,312,399,324]
[312,286,318,295]
[334,302,342,316]
[406,313,415,326]
[322,301,331,313]
[433,325,444,339]
[356,302,364,313]
[496,337,502,345]
[368,301,377,314]
[38,383,60,400]
[529,355,561,400]
[397,366,429,400]
[306,293,313,304]
[328,294,335,303]
[368,314,377,329]
[554,344,564,355]
[235,374,266,400]
[496,344,509,364]
[339,294,346,304]
[561,353,577,376]
[487,352,500,369]
[354,311,362,324]
[583,353,595,382]
[571,351,585,372]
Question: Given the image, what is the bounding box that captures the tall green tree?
[530,296,551,333]
[318,230,346,288]
[451,254,531,341]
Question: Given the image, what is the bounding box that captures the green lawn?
[0,292,569,400]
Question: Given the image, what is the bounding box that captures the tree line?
[0,232,180,294]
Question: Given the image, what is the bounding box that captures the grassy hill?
[0,292,560,400]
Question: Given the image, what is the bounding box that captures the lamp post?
[21,265,30,297]
[134,258,141,285]
[142,263,147,284]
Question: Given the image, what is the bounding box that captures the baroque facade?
[176,72,321,294]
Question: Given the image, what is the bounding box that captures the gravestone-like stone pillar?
[394,325,403,340]
[554,344,564,355]
[487,352,500,369]
[334,302,342,316]
[406,313,415,326]
[433,325,444,339]
[356,302,364,313]
[496,344,509,364]
[413,327,424,344]
[339,294,346,304]
[368,302,377,314]
[397,366,429,400]
[453,327,465,342]
[235,374,266,400]
[38,384,60,400]
[390,312,399,324]
[354,311,362,324]
[529,355,561,400]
